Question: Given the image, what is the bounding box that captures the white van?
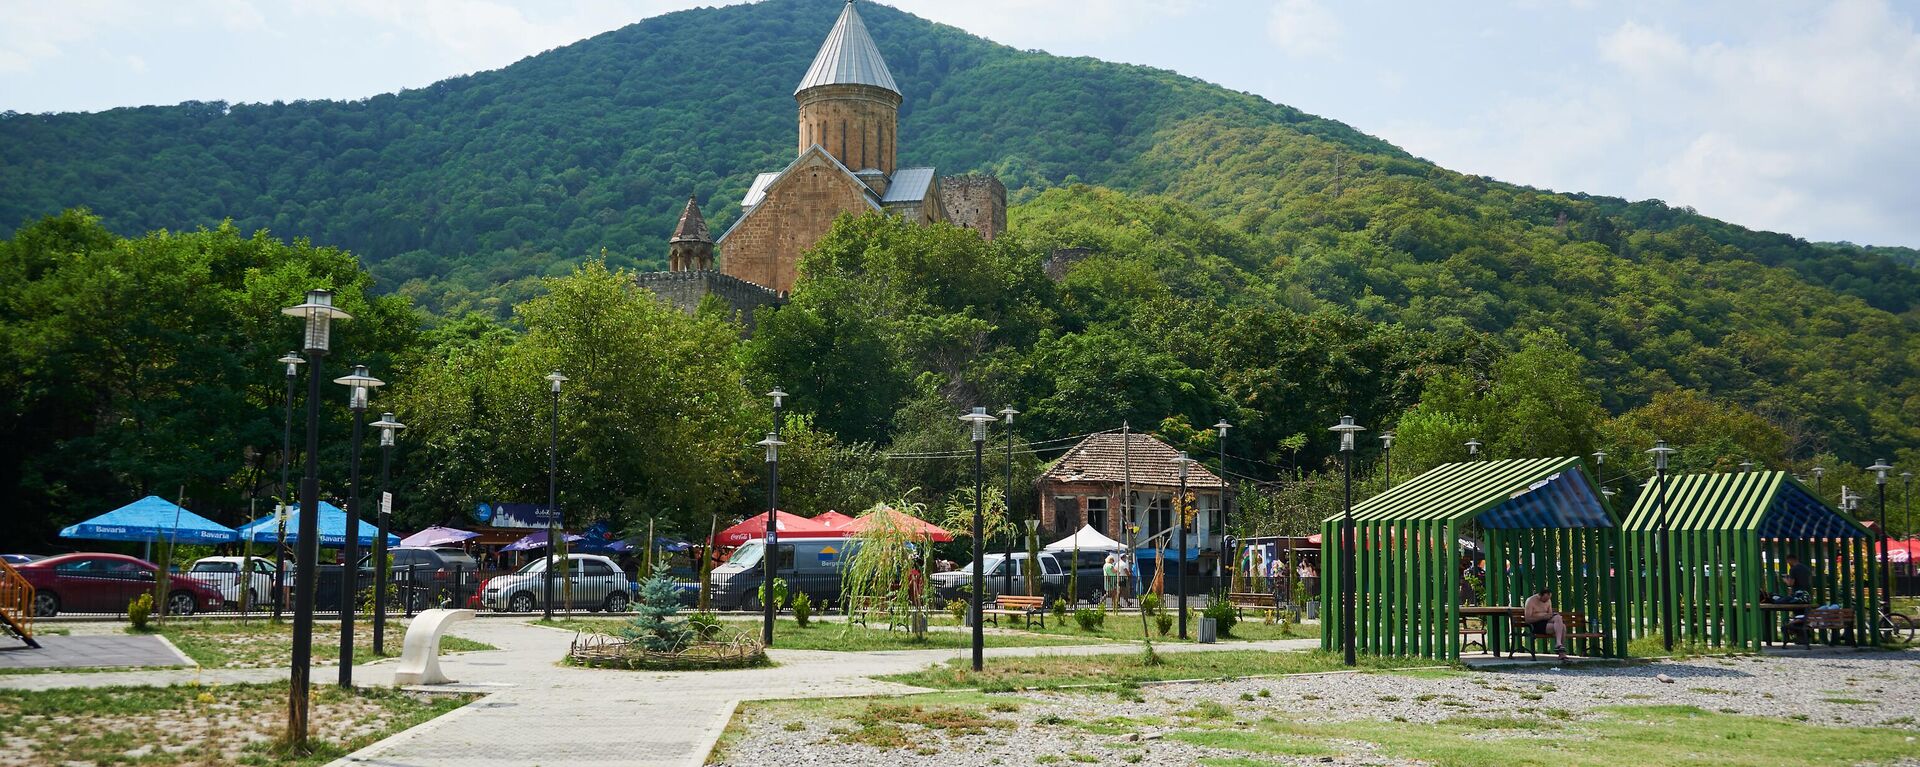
[187,556,281,607]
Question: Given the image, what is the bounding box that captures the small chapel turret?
[667,194,713,272]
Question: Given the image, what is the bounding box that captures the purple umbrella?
[400,525,479,548]
[500,529,597,552]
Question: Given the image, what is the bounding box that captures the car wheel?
[508,592,536,613]
[605,592,629,613]
[167,590,196,617]
[33,591,58,617]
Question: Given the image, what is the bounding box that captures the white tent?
[1044,524,1125,552]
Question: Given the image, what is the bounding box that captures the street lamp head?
[1329,415,1365,453]
[768,388,787,409]
[1646,440,1676,471]
[1812,466,1825,479]
[281,289,352,353]
[755,432,785,462]
[1214,419,1231,439]
[1902,470,1914,483]
[546,371,568,394]
[1170,450,1194,479]
[1379,431,1395,450]
[1464,438,1482,456]
[371,412,407,447]
[278,351,305,377]
[1001,406,1020,425]
[1592,449,1607,465]
[959,406,996,443]
[1601,487,1616,498]
[332,364,384,411]
[1739,459,1755,473]
[1868,459,1893,484]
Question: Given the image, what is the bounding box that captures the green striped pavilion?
[1320,456,1628,660]
[1622,471,1876,650]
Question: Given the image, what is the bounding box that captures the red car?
[18,553,226,617]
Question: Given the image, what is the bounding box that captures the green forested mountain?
[3,0,1919,543]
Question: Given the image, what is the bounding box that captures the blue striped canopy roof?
[59,496,238,544]
[237,502,399,547]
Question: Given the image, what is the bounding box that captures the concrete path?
[0,633,191,670]
[330,620,1315,767]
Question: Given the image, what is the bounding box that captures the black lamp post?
[280,288,349,747]
[1000,407,1018,597]
[1812,466,1826,499]
[1380,431,1395,489]
[961,406,998,671]
[1214,420,1231,589]
[332,364,384,687]
[544,371,566,621]
[274,351,304,620]
[1647,440,1677,652]
[1170,451,1198,639]
[756,431,785,645]
[1331,415,1365,666]
[370,412,405,655]
[1870,459,1894,618]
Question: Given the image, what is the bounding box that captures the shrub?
[947,598,968,622]
[1141,640,1162,667]
[1155,613,1173,636]
[1073,608,1105,631]
[688,611,722,639]
[792,592,812,627]
[758,577,789,612]
[127,593,153,632]
[1139,593,1163,616]
[1051,598,1069,619]
[1204,591,1239,638]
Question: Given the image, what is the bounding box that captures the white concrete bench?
[392,608,475,686]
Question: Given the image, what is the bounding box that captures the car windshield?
[190,561,238,573]
[726,542,764,568]
[977,554,1006,576]
[512,556,576,575]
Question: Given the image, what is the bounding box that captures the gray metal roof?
[880,167,936,204]
[740,172,781,209]
[795,1,899,95]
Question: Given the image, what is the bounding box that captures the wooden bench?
[845,595,910,631]
[1460,618,1487,652]
[980,594,1047,629]
[1227,592,1276,620]
[1509,611,1606,659]
[1790,607,1856,649]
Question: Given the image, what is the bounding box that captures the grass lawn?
[154,619,493,668]
[0,681,473,766]
[1175,705,1920,767]
[538,616,1097,651]
[880,649,1451,691]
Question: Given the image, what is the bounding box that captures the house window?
[1086,497,1108,534]
[1147,494,1171,541]
[1053,496,1079,536]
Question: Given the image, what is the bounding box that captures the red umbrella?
[844,506,954,542]
[811,510,856,530]
[1879,539,1920,563]
[712,511,833,547]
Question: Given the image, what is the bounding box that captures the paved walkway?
[330,620,1315,767]
[0,634,192,670]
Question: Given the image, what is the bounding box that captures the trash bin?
[1198,617,1218,644]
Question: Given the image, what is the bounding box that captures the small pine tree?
[622,563,694,652]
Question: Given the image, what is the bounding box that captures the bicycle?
[1874,607,1915,644]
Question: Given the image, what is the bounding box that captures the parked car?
[16,553,225,617]
[707,537,858,611]
[929,551,1066,607]
[361,547,481,610]
[481,554,630,613]
[186,556,280,607]
[2,554,45,566]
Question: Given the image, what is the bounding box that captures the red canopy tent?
[844,506,954,542]
[712,511,836,547]
[811,510,855,531]
[1878,539,1920,563]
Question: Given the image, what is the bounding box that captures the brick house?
[1036,432,1225,563]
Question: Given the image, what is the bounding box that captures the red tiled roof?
[1039,432,1223,489]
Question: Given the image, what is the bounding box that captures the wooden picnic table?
[1459,605,1522,655]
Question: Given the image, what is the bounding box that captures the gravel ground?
[718,651,1920,766]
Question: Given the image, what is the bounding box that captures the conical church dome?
[794,1,898,95]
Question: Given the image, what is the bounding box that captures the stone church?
[639,1,1006,328]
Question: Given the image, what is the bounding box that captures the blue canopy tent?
[237,502,398,548]
[60,496,238,559]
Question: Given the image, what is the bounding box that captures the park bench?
[981,594,1047,629]
[1509,611,1605,660]
[392,608,474,686]
[1790,607,1856,649]
[1227,592,1277,620]
[845,595,911,631]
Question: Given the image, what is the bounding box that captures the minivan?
[928,551,1069,607]
[708,537,857,611]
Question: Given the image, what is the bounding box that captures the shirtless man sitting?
[1522,587,1568,662]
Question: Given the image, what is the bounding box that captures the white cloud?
[1266,0,1340,57]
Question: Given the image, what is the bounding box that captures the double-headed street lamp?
[274,351,305,620]
[755,431,785,646]
[1330,416,1366,666]
[1214,420,1232,588]
[1000,407,1019,597]
[1869,459,1895,616]
[280,289,350,748]
[1647,440,1677,652]
[544,372,567,621]
[332,364,384,686]
[960,406,998,671]
[370,412,406,656]
[1170,451,1199,639]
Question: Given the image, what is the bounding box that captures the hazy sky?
[3,0,1917,248]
